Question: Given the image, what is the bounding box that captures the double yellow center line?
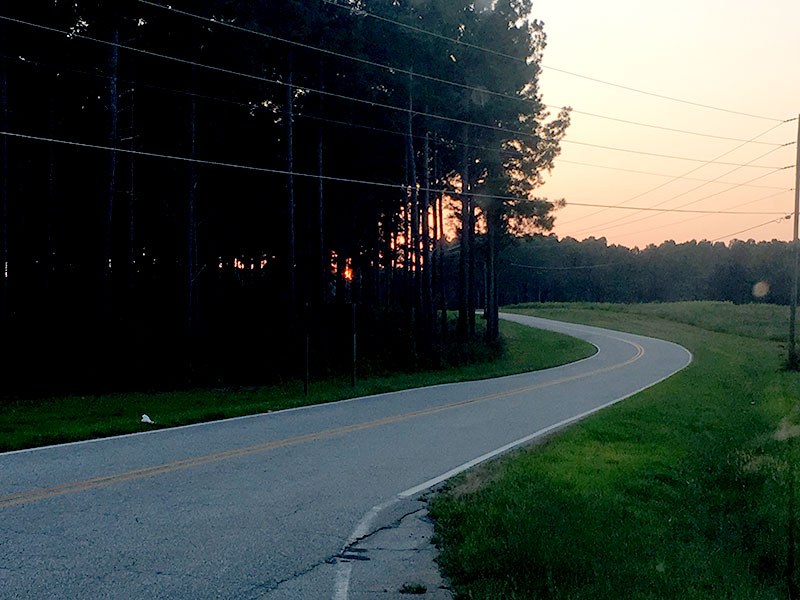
[1,338,643,509]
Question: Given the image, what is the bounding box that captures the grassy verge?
[0,318,594,453]
[430,302,800,599]
[510,300,789,342]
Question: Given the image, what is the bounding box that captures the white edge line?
[334,337,692,599]
[332,498,400,600]
[399,346,691,498]
[331,560,353,600]
[2,322,603,457]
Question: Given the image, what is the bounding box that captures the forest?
[0,1,786,398]
[1,0,569,396]
[496,235,795,306]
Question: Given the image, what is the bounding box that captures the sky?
[529,0,800,248]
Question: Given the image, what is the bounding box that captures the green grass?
[510,300,790,342]
[430,302,800,599]
[0,318,594,453]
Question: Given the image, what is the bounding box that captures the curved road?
[0,314,690,599]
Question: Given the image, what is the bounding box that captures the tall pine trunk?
[468,194,476,337]
[406,74,420,329]
[403,146,412,314]
[457,124,470,341]
[389,229,397,307]
[122,48,137,297]
[422,131,432,341]
[435,150,447,343]
[285,51,296,322]
[47,97,56,292]
[0,25,8,324]
[186,67,199,335]
[103,27,119,314]
[127,88,136,295]
[316,62,326,309]
[486,213,499,341]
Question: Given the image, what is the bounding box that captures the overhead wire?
[559,138,789,167]
[316,0,798,246]
[321,0,786,122]
[562,119,794,229]
[616,188,794,241]
[562,197,786,215]
[9,52,790,194]
[510,261,623,271]
[710,214,791,243]
[568,152,794,236]
[556,157,788,190]
[0,129,790,217]
[137,0,784,146]
[3,12,796,248]
[2,14,789,170]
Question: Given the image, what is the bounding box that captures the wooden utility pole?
[789,115,800,368]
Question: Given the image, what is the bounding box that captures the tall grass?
[509,300,790,343]
[431,302,800,599]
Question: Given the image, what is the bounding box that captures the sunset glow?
[532,0,800,247]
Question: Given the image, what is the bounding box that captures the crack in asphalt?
[244,550,343,599]
[246,504,433,598]
[340,506,426,557]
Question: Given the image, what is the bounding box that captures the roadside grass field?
[430,302,800,600]
[511,300,789,342]
[0,318,594,453]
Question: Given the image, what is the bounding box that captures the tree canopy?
[1,0,569,396]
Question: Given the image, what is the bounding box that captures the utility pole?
[789,114,800,369]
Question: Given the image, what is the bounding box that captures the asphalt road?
[0,313,691,599]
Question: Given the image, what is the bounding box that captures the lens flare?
[752,281,770,298]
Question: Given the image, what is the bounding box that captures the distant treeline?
[493,235,793,306]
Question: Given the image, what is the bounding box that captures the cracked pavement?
[342,498,454,599]
[0,314,691,598]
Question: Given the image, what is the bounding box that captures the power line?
[570,159,793,236]
[0,129,577,204]
[557,157,788,190]
[542,65,787,123]
[321,0,786,122]
[563,120,794,228]
[616,188,794,240]
[4,15,789,170]
[563,199,786,215]
[7,52,270,113]
[510,261,622,271]
[560,108,784,145]
[5,52,555,169]
[710,214,791,243]
[14,52,791,195]
[559,137,791,167]
[14,51,794,196]
[321,0,527,63]
[1,129,791,216]
[637,165,792,215]
[138,0,784,146]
